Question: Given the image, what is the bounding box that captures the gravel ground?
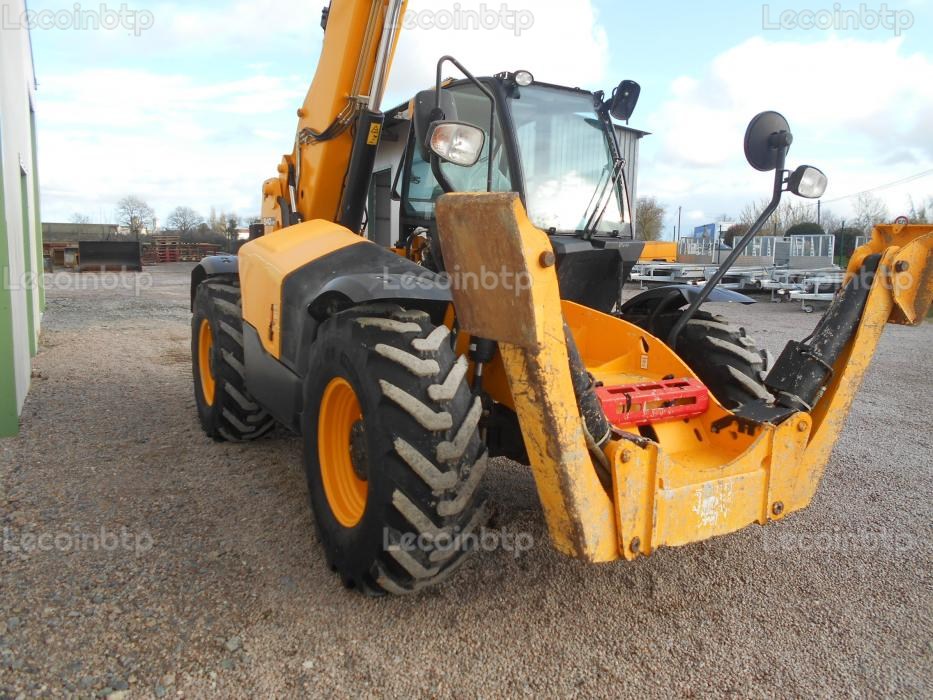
[1,263,930,698]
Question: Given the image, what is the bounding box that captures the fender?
[278,243,451,372]
[190,255,239,310]
[619,283,754,317]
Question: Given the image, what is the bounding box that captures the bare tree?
[853,192,888,233]
[739,197,814,236]
[224,215,240,252]
[116,196,156,239]
[907,196,931,224]
[70,212,91,225]
[635,197,666,241]
[819,209,841,235]
[166,206,204,237]
[723,223,750,246]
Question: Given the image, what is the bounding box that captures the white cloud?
[149,0,321,52]
[640,36,933,225]
[37,0,611,223]
[385,0,610,103]
[37,68,306,222]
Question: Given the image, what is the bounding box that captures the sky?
[17,0,933,236]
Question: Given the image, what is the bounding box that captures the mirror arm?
[433,55,497,193]
[666,146,788,349]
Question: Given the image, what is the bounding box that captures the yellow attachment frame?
[436,193,932,563]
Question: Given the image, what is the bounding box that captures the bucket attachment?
[78,241,143,272]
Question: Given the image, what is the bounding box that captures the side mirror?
[787,165,827,199]
[427,122,486,167]
[609,80,640,121]
[744,111,793,171]
[414,89,458,161]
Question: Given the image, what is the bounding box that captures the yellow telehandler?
[189,0,933,594]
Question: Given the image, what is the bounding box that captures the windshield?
[509,85,629,235]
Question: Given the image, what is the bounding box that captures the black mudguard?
[190,255,239,310]
[279,244,451,372]
[551,238,644,314]
[619,284,755,317]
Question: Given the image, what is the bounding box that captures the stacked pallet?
[178,242,223,262]
[153,235,181,263]
[140,244,158,266]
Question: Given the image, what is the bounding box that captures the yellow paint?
[318,377,368,528]
[435,192,618,561]
[609,224,931,559]
[890,233,932,324]
[638,240,677,263]
[434,198,933,564]
[367,122,382,146]
[238,219,365,357]
[264,0,408,229]
[197,318,216,406]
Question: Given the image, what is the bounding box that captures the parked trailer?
[771,271,845,312]
[630,261,706,286]
[633,234,839,293]
[788,274,845,312]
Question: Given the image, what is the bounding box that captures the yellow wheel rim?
[318,377,368,528]
[198,318,216,406]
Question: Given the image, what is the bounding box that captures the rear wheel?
[634,310,772,409]
[191,279,275,441]
[304,304,490,595]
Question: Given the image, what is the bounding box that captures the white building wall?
[1,0,42,436]
[370,121,408,243]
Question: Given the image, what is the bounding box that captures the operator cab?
[366,63,648,313]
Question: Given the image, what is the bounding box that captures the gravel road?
[1,263,930,698]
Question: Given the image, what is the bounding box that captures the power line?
[810,168,933,207]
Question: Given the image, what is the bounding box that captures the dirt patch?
[1,264,930,698]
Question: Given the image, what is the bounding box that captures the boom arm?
[261,0,408,232]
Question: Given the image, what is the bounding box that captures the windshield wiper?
[578,158,623,240]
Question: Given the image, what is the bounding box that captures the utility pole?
[676,206,682,242]
[839,218,846,266]
[817,199,821,227]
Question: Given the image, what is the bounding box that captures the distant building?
[42,222,120,242]
[1,0,42,437]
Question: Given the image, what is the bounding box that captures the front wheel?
[303,304,490,595]
[629,310,773,410]
[191,279,275,441]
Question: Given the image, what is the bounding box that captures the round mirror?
[744,111,792,172]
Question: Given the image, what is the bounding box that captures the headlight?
[787,165,828,199]
[514,70,534,86]
[428,122,487,167]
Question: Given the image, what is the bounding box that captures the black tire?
[303,304,490,595]
[641,310,772,410]
[192,278,275,441]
